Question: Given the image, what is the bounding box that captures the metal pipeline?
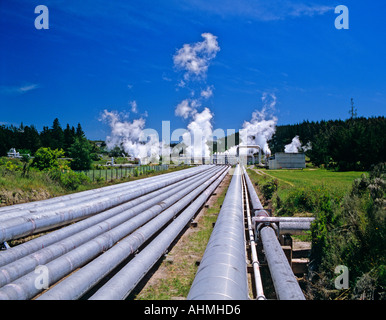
[241,170,265,300]
[188,165,249,300]
[0,166,225,300]
[41,167,229,300]
[242,166,264,212]
[0,167,220,287]
[260,227,305,300]
[0,167,215,268]
[0,165,197,221]
[243,169,306,300]
[0,166,214,242]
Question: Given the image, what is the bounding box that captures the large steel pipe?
[242,166,264,211]
[0,167,214,268]
[40,167,229,300]
[0,166,225,300]
[0,167,220,287]
[188,165,249,300]
[0,165,183,215]
[0,166,206,221]
[241,170,265,300]
[0,166,214,242]
[260,227,305,300]
[243,169,306,300]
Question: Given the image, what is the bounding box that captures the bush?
[261,179,278,200]
[31,147,65,171]
[309,163,386,299]
[50,170,90,190]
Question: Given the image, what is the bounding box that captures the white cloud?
[129,100,138,113]
[175,98,201,119]
[201,85,213,99]
[173,33,220,81]
[0,83,40,95]
[177,0,334,21]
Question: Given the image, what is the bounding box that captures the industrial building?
[268,152,305,170]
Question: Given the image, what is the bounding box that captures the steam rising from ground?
[173,33,219,159]
[101,33,289,164]
[221,93,278,159]
[284,135,312,153]
[100,110,160,163]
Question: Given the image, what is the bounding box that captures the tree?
[31,147,65,171]
[69,137,92,171]
[63,124,76,154]
[51,118,65,150]
[75,123,85,139]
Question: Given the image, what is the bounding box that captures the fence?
[77,165,169,183]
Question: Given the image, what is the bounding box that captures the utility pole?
[349,98,357,118]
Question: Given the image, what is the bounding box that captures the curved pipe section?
[187,165,249,300]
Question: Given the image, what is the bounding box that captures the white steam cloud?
[101,110,160,164]
[173,33,219,160]
[284,135,312,153]
[173,33,220,84]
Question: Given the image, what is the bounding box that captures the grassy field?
[247,167,367,217]
[261,168,365,197]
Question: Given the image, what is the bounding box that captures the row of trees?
[0,119,96,170]
[0,118,87,157]
[269,116,385,171]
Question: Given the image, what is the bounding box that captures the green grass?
[247,167,367,218]
[261,168,365,194]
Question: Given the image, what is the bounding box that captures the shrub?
[260,179,278,200]
[31,147,65,171]
[309,163,386,299]
[50,170,90,190]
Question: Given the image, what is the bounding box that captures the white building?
[268,152,305,169]
[7,148,21,158]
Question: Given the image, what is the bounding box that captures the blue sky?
[1,0,385,140]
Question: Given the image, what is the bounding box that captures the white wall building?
[268,152,305,169]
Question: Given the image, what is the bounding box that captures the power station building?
[268,152,306,170]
